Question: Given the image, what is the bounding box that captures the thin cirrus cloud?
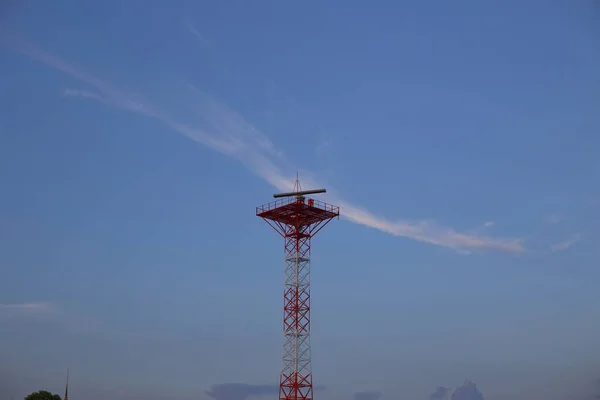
[0,302,52,310]
[0,302,55,319]
[0,300,148,338]
[62,88,103,101]
[550,233,582,253]
[182,18,211,48]
[1,35,532,254]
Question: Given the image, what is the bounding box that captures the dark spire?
[64,369,69,400]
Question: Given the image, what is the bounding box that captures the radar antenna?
[273,173,326,199]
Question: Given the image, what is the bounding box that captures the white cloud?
[484,221,495,227]
[550,233,581,253]
[337,203,523,253]
[3,36,528,254]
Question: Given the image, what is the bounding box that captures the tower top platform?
[256,196,339,227]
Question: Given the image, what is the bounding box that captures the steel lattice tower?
[256,179,339,400]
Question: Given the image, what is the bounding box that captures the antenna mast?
[64,369,69,400]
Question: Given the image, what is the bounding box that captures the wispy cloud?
[550,233,581,253]
[63,88,103,101]
[0,302,55,319]
[183,17,211,47]
[0,299,154,339]
[3,36,529,254]
[338,202,523,253]
[0,302,53,311]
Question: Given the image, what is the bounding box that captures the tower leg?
[280,226,312,400]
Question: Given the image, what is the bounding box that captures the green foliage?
[24,391,61,400]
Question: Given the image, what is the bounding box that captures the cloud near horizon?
[429,386,450,399]
[1,35,541,254]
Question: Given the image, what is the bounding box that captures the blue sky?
[1,1,600,399]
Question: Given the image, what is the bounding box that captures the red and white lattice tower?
[256,178,339,400]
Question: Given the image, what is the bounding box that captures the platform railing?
[256,197,340,216]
